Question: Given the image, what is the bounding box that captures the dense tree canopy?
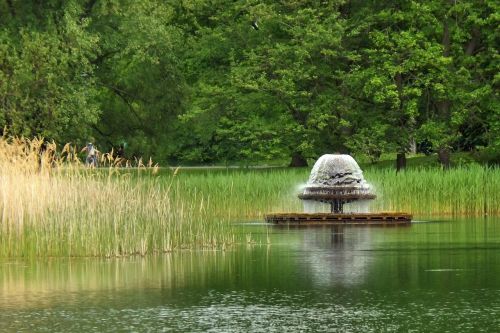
[1,0,498,167]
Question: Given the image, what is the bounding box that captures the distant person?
[116,144,125,159]
[37,140,47,171]
[81,142,99,167]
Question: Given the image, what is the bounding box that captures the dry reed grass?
[0,136,234,258]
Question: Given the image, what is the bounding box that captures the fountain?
[266,154,412,225]
[299,154,375,213]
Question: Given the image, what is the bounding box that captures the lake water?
[1,218,500,332]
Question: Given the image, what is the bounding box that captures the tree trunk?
[289,152,308,167]
[6,0,15,17]
[81,0,98,21]
[394,71,411,166]
[435,16,454,170]
[437,17,452,117]
[465,27,480,56]
[438,148,451,169]
[442,18,451,57]
[396,152,406,172]
[409,138,417,154]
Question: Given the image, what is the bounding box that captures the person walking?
[81,142,99,167]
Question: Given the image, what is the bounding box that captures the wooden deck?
[265,212,412,225]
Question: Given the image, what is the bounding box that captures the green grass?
[165,165,500,219]
[365,166,500,216]
[1,137,499,258]
[0,170,236,258]
[2,166,499,258]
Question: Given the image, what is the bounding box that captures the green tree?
[346,1,450,170]
[418,0,499,167]
[179,0,349,166]
[0,0,99,142]
[1,0,498,166]
[87,0,187,161]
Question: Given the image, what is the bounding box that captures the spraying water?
[299,154,375,213]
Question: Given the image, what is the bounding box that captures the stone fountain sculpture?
[298,154,375,213]
[265,154,411,224]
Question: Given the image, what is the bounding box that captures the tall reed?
[164,165,500,219]
[0,137,234,258]
[365,166,500,217]
[1,135,498,258]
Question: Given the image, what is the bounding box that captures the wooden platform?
[265,212,412,225]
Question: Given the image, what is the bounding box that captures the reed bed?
[1,135,499,258]
[167,168,307,220]
[165,165,500,219]
[0,137,234,258]
[366,166,500,217]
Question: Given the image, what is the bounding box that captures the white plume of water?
[342,200,372,213]
[301,154,375,213]
[303,200,331,213]
[306,154,370,189]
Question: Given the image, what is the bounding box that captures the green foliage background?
[1,0,498,165]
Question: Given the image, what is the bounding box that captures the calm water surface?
[1,218,500,332]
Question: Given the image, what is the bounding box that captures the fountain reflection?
[330,225,344,248]
[297,226,373,287]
